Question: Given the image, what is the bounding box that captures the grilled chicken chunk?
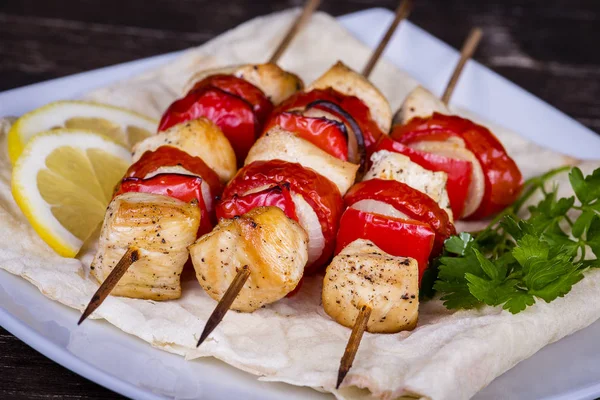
[392,85,449,125]
[308,61,392,133]
[322,239,419,333]
[364,150,453,221]
[245,127,359,194]
[91,192,200,300]
[189,206,308,312]
[132,118,236,183]
[184,63,303,104]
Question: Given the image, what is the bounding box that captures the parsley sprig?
[428,166,600,313]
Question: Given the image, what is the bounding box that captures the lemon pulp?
[12,129,131,257]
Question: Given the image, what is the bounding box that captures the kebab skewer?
[327,27,523,389]
[78,0,320,324]
[192,0,414,347]
[384,27,522,221]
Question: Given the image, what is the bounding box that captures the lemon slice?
[8,101,157,164]
[12,129,132,257]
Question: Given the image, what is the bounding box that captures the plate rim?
[0,304,166,400]
[1,7,599,400]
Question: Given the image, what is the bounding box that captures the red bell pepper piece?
[344,179,455,256]
[335,207,435,283]
[114,173,213,236]
[222,159,343,273]
[125,146,222,199]
[374,135,472,219]
[158,87,258,163]
[272,88,384,152]
[263,112,348,160]
[391,113,523,219]
[217,183,298,222]
[189,74,272,124]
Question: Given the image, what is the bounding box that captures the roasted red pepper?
[272,88,383,152]
[158,87,258,163]
[263,112,348,160]
[125,146,222,199]
[335,207,435,283]
[190,74,272,124]
[114,173,213,236]
[344,179,456,256]
[217,183,298,222]
[222,159,343,273]
[391,113,523,219]
[375,135,473,219]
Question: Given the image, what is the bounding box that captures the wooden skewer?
[441,27,483,105]
[195,2,319,347]
[268,0,322,64]
[78,247,140,325]
[361,0,414,78]
[196,266,251,347]
[336,305,372,389]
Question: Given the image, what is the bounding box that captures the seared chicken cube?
[189,206,308,312]
[392,85,450,125]
[91,192,200,300]
[322,239,419,333]
[132,118,236,183]
[245,127,359,195]
[308,61,392,133]
[184,63,303,105]
[364,150,453,221]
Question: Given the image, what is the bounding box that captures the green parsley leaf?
[569,167,600,205]
[572,210,595,239]
[587,215,600,258]
[436,280,481,310]
[432,166,600,314]
[444,232,475,256]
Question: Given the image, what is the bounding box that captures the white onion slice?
[410,141,485,218]
[200,181,213,214]
[350,199,409,220]
[143,165,193,179]
[291,193,325,266]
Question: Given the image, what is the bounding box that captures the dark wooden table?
[1,0,599,398]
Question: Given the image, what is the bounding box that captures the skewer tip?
[77,247,139,325]
[196,266,251,348]
[196,326,212,347]
[336,368,348,390]
[335,305,372,389]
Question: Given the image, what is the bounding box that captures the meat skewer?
[194,0,414,348]
[329,27,502,389]
[78,0,320,325]
[391,27,522,220]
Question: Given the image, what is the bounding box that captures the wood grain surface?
[1,0,599,398]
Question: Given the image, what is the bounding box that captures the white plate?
[1,8,599,400]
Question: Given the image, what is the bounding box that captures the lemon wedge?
[12,129,132,257]
[8,101,157,164]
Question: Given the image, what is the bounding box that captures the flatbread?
[1,9,599,400]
